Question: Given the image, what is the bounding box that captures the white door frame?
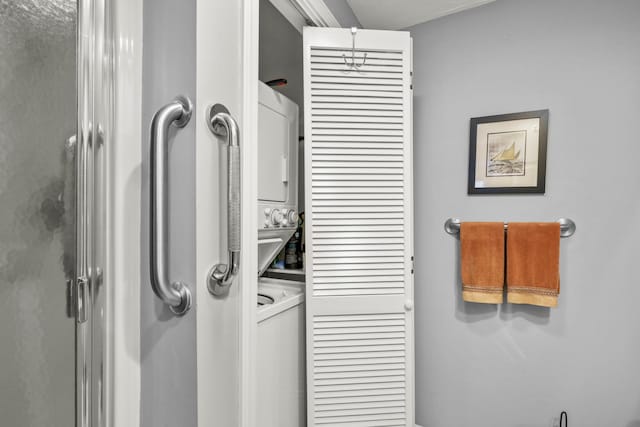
[108,0,144,425]
[239,2,260,427]
[237,2,341,427]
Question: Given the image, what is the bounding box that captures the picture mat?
[475,117,540,188]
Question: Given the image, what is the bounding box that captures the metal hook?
[343,27,367,70]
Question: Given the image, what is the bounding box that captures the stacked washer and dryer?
[256,81,306,427]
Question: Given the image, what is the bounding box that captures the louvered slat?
[311,313,407,425]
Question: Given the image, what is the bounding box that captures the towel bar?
[444,218,576,238]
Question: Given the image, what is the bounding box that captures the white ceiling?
[346,0,497,30]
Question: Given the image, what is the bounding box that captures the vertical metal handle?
[63,135,78,319]
[149,96,193,315]
[76,123,93,326]
[207,104,241,296]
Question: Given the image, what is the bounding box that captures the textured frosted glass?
[0,1,77,426]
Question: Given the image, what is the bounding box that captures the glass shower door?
[0,1,79,425]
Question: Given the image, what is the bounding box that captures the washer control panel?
[262,206,299,229]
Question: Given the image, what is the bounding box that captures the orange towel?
[460,222,505,304]
[506,223,560,307]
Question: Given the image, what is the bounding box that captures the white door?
[195,1,254,427]
[303,27,415,426]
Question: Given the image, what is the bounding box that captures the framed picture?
[468,109,549,194]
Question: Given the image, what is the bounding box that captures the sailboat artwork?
[486,130,526,177]
[470,110,547,194]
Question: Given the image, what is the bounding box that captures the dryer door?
[258,82,299,204]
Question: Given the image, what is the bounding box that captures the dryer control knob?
[270,209,283,226]
[263,209,273,227]
[286,210,299,226]
[280,209,298,227]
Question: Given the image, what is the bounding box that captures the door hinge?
[411,256,414,274]
[67,276,89,323]
[410,71,413,90]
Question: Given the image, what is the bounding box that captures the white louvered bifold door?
[303,27,414,427]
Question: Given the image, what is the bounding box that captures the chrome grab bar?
[206,104,241,296]
[149,96,193,315]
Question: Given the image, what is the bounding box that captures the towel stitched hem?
[507,292,558,307]
[507,286,558,296]
[462,285,503,294]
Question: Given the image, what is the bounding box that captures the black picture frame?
[468,109,549,194]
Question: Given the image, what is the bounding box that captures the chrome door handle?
[149,96,193,315]
[63,135,78,319]
[75,124,93,325]
[206,104,241,296]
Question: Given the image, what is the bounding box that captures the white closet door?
[303,27,414,427]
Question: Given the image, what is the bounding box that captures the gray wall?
[408,1,640,426]
[324,0,360,28]
[140,0,197,426]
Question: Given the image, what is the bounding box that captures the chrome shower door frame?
[76,0,113,425]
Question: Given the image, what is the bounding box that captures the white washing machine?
[256,81,306,427]
[257,278,306,427]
